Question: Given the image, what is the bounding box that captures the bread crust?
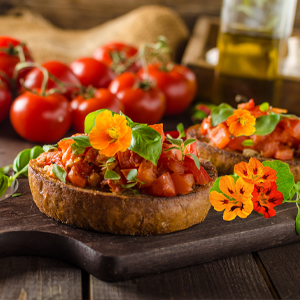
[187,124,300,181]
[28,158,218,236]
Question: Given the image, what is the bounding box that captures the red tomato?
[183,155,212,185]
[237,99,255,110]
[184,141,198,157]
[138,63,197,115]
[209,123,231,149]
[159,156,186,174]
[23,61,81,100]
[274,146,294,160]
[149,172,176,197]
[108,72,166,124]
[93,42,139,73]
[170,172,193,195]
[148,123,165,142]
[0,36,33,90]
[0,81,12,122]
[137,159,157,188]
[10,91,72,143]
[70,57,115,88]
[70,88,123,133]
[227,136,247,152]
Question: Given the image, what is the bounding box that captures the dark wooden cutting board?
[1,119,300,282]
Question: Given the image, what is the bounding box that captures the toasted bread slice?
[28,158,218,236]
[187,124,300,181]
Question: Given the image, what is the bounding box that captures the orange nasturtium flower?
[210,176,254,221]
[234,157,277,187]
[88,110,132,157]
[226,108,256,137]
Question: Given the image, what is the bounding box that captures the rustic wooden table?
[1,117,300,300]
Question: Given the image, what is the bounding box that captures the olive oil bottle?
[212,31,282,106]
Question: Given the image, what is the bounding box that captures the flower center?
[237,116,247,126]
[107,127,120,143]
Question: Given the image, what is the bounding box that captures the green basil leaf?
[43,144,58,152]
[186,153,200,170]
[176,123,185,138]
[121,182,137,189]
[0,174,8,197]
[296,206,300,235]
[242,139,254,146]
[126,169,137,181]
[71,143,86,155]
[13,146,44,177]
[164,146,182,152]
[129,125,162,166]
[0,166,10,174]
[259,102,269,112]
[254,114,281,136]
[262,160,295,201]
[166,135,183,147]
[119,111,134,126]
[104,169,121,180]
[84,109,117,133]
[183,139,196,149]
[71,135,91,147]
[52,164,67,183]
[211,103,235,126]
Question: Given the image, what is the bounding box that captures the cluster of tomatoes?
[0,36,197,143]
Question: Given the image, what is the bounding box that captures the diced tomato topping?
[274,146,294,160]
[249,106,268,118]
[209,123,231,149]
[289,118,300,140]
[36,151,62,166]
[237,99,255,111]
[148,123,165,142]
[137,160,157,188]
[107,166,127,193]
[164,130,179,138]
[117,149,134,169]
[58,138,75,153]
[68,166,87,188]
[227,136,247,152]
[148,172,176,197]
[130,151,144,167]
[161,142,183,161]
[184,141,198,157]
[159,156,186,174]
[183,155,212,185]
[170,172,193,195]
[181,173,195,188]
[200,117,212,135]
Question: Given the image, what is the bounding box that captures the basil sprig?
[84,109,162,166]
[0,146,44,198]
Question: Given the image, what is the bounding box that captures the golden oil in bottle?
[212,31,282,106]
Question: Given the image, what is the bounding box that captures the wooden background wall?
[1,0,300,32]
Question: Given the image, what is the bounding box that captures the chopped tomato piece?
[183,155,212,185]
[249,106,268,118]
[68,166,87,188]
[184,141,198,157]
[274,146,294,160]
[252,135,279,157]
[117,149,134,169]
[170,172,193,195]
[130,151,144,167]
[58,138,75,153]
[159,156,186,174]
[107,166,127,193]
[161,142,182,161]
[137,160,157,188]
[164,130,179,138]
[181,173,195,188]
[148,123,165,142]
[237,99,255,111]
[227,136,247,152]
[200,117,212,135]
[289,118,300,140]
[148,172,176,197]
[209,123,231,149]
[36,151,62,166]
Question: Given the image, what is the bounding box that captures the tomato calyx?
[110,50,138,74]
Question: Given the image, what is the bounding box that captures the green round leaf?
[0,174,8,198]
[211,103,235,126]
[254,114,281,136]
[262,160,295,201]
[52,164,67,183]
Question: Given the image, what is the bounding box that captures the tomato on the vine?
[71,88,123,133]
[138,63,197,115]
[108,72,166,124]
[23,61,81,100]
[0,81,12,122]
[93,42,139,73]
[10,91,72,143]
[70,57,115,88]
[0,36,33,90]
